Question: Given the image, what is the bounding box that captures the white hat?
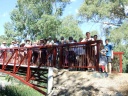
[25,38,30,41]
[20,41,25,45]
[12,41,15,43]
[3,42,6,44]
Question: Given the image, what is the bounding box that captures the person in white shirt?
[46,36,54,45]
[39,39,44,46]
[81,32,95,70]
[81,32,94,42]
[9,41,19,63]
[24,39,32,47]
[0,42,8,61]
[1,42,8,48]
[10,41,18,48]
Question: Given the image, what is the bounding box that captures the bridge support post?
[48,67,53,95]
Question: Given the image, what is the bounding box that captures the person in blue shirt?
[104,39,113,74]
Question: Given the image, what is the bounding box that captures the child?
[99,45,108,72]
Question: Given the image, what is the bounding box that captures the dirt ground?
[50,69,128,96]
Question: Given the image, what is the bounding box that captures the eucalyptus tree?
[78,0,128,37]
[4,0,70,41]
[78,0,128,22]
[58,15,83,41]
[108,22,128,72]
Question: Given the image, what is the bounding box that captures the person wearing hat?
[25,39,32,47]
[0,42,8,60]
[9,41,17,63]
[39,39,44,46]
[10,41,17,48]
[1,42,8,48]
[46,36,54,45]
[20,42,25,47]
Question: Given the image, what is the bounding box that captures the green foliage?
[37,15,61,39]
[58,15,83,40]
[108,22,128,72]
[0,85,43,96]
[0,35,7,44]
[78,0,128,21]
[4,0,70,41]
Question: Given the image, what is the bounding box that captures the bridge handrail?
[0,40,102,50]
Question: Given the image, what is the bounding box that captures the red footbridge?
[0,40,123,95]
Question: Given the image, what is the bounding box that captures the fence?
[0,40,123,72]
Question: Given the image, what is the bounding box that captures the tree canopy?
[107,22,128,72]
[77,0,128,72]
[57,15,83,40]
[78,0,128,22]
[4,0,70,42]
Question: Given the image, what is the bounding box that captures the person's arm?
[81,38,86,42]
[111,50,113,59]
[111,45,113,59]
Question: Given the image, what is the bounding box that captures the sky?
[0,0,100,36]
[0,0,17,35]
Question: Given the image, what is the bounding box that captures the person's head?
[20,42,25,47]
[36,40,40,45]
[74,40,77,43]
[61,36,64,40]
[43,38,47,44]
[2,42,6,45]
[79,37,83,42]
[40,39,44,44]
[69,37,73,42]
[94,35,98,41]
[26,39,30,44]
[86,32,91,38]
[54,38,57,42]
[11,41,15,44]
[105,39,109,44]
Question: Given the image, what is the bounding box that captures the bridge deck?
[0,63,49,69]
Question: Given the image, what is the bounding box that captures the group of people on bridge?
[0,32,113,74]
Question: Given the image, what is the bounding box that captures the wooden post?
[119,54,123,73]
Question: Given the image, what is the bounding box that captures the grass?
[0,75,47,96]
[0,76,5,80]
[0,85,43,96]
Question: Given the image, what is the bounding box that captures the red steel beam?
[0,69,46,95]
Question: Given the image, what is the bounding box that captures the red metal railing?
[0,40,123,95]
[112,52,124,73]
